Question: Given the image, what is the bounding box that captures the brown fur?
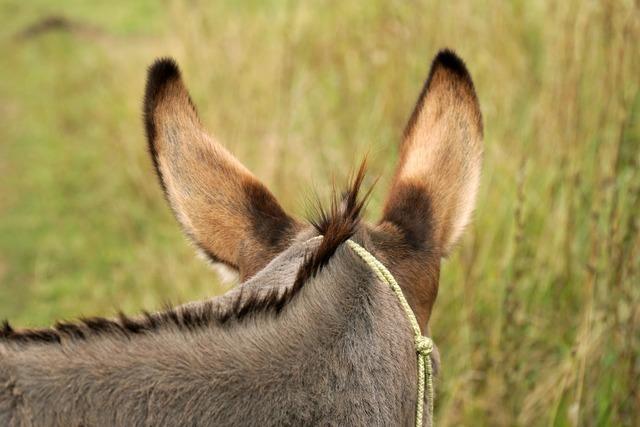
[144,58,302,279]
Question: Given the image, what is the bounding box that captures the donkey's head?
[144,49,482,328]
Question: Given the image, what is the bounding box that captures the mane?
[1,161,372,346]
[295,159,372,288]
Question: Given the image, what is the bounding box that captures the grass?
[0,0,638,425]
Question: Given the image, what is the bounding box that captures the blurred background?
[0,0,638,425]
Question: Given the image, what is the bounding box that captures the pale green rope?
[346,240,435,427]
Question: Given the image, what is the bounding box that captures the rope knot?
[415,335,433,357]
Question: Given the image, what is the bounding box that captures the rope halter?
[346,240,435,427]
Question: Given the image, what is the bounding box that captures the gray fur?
[0,233,437,426]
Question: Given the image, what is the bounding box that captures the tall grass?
[0,0,638,425]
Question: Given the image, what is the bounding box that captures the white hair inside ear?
[212,263,239,284]
[194,247,239,284]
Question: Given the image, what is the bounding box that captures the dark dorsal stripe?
[1,161,371,346]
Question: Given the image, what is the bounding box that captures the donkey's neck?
[1,239,418,426]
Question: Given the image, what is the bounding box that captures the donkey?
[0,49,482,426]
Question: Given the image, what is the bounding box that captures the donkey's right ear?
[143,58,301,280]
[380,50,483,256]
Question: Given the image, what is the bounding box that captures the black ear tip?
[143,57,182,136]
[431,49,471,79]
[144,57,181,108]
[147,57,181,86]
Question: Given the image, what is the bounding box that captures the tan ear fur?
[143,58,301,279]
[381,49,483,256]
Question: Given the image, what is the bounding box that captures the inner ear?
[143,58,302,280]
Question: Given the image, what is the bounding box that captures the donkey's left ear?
[143,58,301,280]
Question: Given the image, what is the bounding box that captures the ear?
[143,58,301,280]
[380,49,483,256]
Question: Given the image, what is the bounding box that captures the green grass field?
[1,0,638,425]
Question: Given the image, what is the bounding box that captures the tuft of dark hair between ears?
[294,159,374,290]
